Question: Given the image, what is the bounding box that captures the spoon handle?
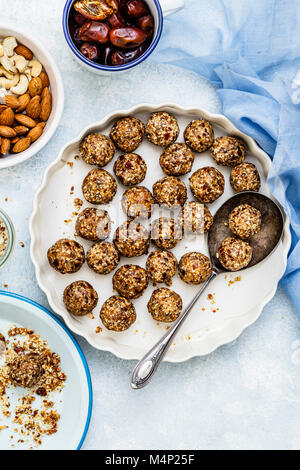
[130,271,217,389]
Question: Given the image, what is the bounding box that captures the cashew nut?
[0,73,20,90]
[0,45,4,58]
[28,59,42,78]
[0,55,17,74]
[24,67,31,80]
[2,36,17,57]
[0,87,8,104]
[13,55,27,73]
[0,66,14,80]
[10,74,28,95]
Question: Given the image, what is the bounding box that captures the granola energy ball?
[86,242,120,274]
[63,280,98,316]
[80,133,115,167]
[121,186,154,219]
[151,217,182,250]
[82,168,117,204]
[147,288,182,323]
[229,204,261,239]
[180,202,213,235]
[217,236,252,271]
[145,112,179,147]
[189,167,225,203]
[114,220,150,257]
[47,238,85,274]
[159,143,194,176]
[230,162,261,192]
[75,207,111,241]
[146,250,177,286]
[8,354,42,388]
[113,153,147,186]
[153,176,187,207]
[184,120,214,153]
[113,264,149,299]
[100,295,136,331]
[210,136,246,167]
[179,252,212,285]
[110,116,144,152]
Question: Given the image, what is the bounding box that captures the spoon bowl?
[131,192,285,389]
[209,192,284,272]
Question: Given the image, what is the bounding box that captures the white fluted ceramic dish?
[29,104,291,362]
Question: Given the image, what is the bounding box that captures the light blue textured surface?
[0,0,299,451]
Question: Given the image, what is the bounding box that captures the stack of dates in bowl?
[68,0,155,66]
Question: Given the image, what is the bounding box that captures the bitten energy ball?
[146,250,177,286]
[114,220,150,257]
[147,288,182,323]
[8,354,42,388]
[151,217,182,250]
[121,186,154,219]
[229,204,261,239]
[113,153,147,186]
[210,136,246,167]
[63,280,98,316]
[159,143,194,176]
[184,120,214,152]
[47,238,85,274]
[80,133,115,167]
[178,252,212,285]
[82,168,117,204]
[153,176,187,207]
[86,242,120,275]
[75,207,111,241]
[113,264,149,299]
[110,116,144,152]
[189,167,225,203]
[180,201,213,235]
[230,162,261,192]
[145,111,179,147]
[217,236,252,271]
[100,295,136,332]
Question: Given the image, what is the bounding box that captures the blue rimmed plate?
[0,291,92,450]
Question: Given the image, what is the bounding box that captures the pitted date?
[111,46,144,65]
[74,12,87,25]
[137,15,154,35]
[102,45,114,64]
[79,21,110,43]
[110,26,147,48]
[80,43,99,60]
[124,0,149,19]
[108,11,127,28]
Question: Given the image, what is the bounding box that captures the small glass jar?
[0,209,15,268]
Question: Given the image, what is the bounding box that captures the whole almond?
[15,44,33,60]
[12,137,31,153]
[40,95,52,122]
[41,87,51,100]
[0,126,16,138]
[0,105,7,113]
[14,125,29,136]
[16,94,30,112]
[27,125,43,143]
[28,77,43,97]
[39,71,50,88]
[36,121,46,129]
[14,114,36,128]
[5,95,20,109]
[26,96,41,120]
[0,108,14,126]
[0,138,11,155]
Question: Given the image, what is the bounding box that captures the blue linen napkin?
[153,0,300,318]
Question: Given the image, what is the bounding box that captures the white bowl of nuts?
[0,25,64,169]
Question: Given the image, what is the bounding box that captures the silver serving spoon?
[131,192,284,389]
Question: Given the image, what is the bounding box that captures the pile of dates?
[69,0,154,66]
